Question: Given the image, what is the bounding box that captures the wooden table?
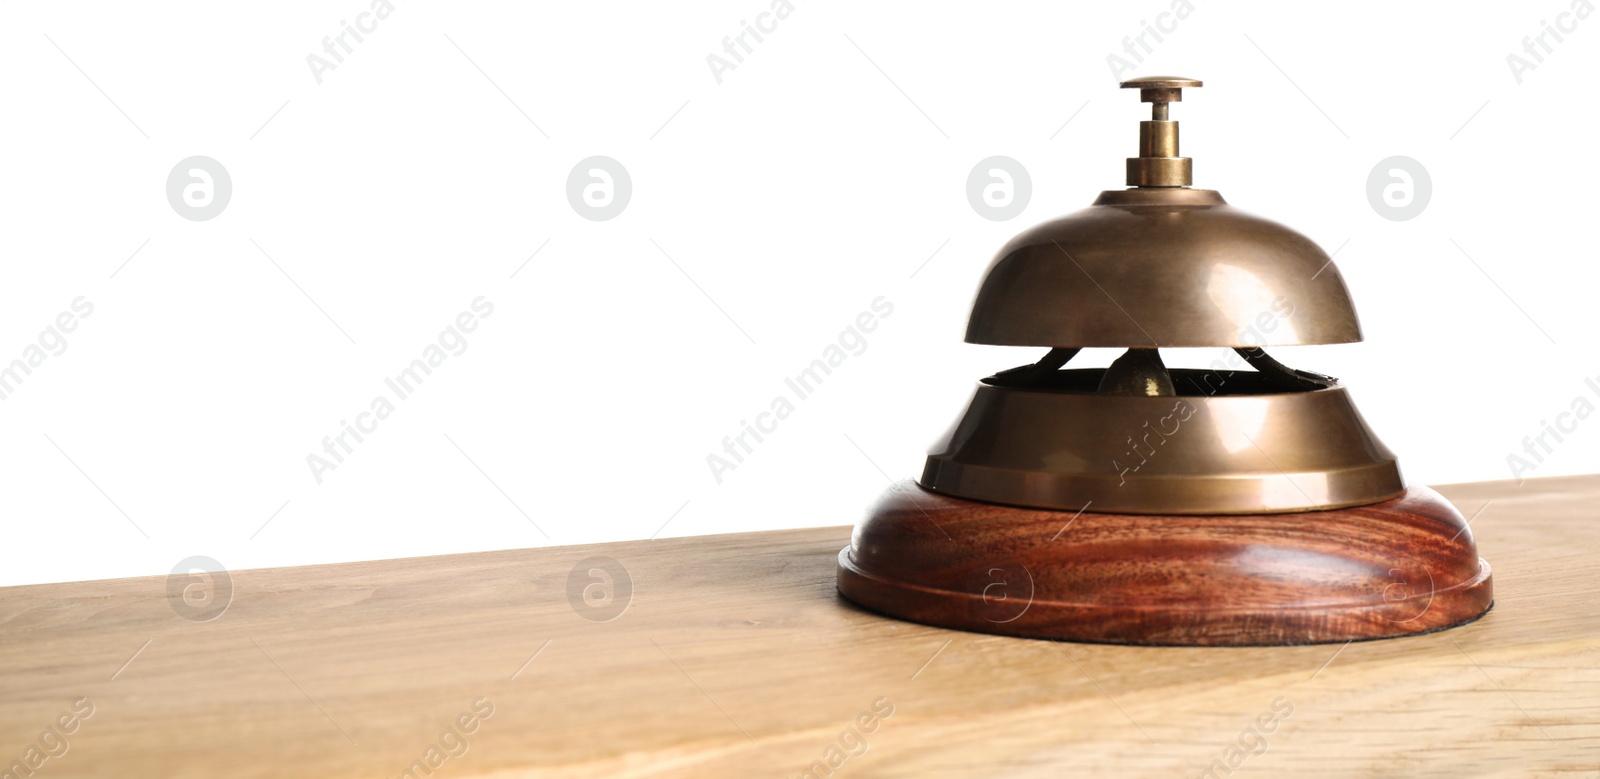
[3,475,1597,778]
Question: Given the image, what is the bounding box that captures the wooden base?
[838,481,1493,646]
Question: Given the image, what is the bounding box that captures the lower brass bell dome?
[921,367,1405,515]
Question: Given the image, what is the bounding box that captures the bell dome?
[965,188,1363,348]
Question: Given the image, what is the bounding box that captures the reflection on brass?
[963,188,1362,348]
[1139,121,1179,157]
[921,370,1405,515]
[1097,348,1174,396]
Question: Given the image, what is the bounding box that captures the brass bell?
[837,77,1493,646]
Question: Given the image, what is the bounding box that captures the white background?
[1,1,1595,586]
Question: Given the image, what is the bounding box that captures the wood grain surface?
[1,475,1597,778]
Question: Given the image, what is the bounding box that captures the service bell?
[837,77,1493,646]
